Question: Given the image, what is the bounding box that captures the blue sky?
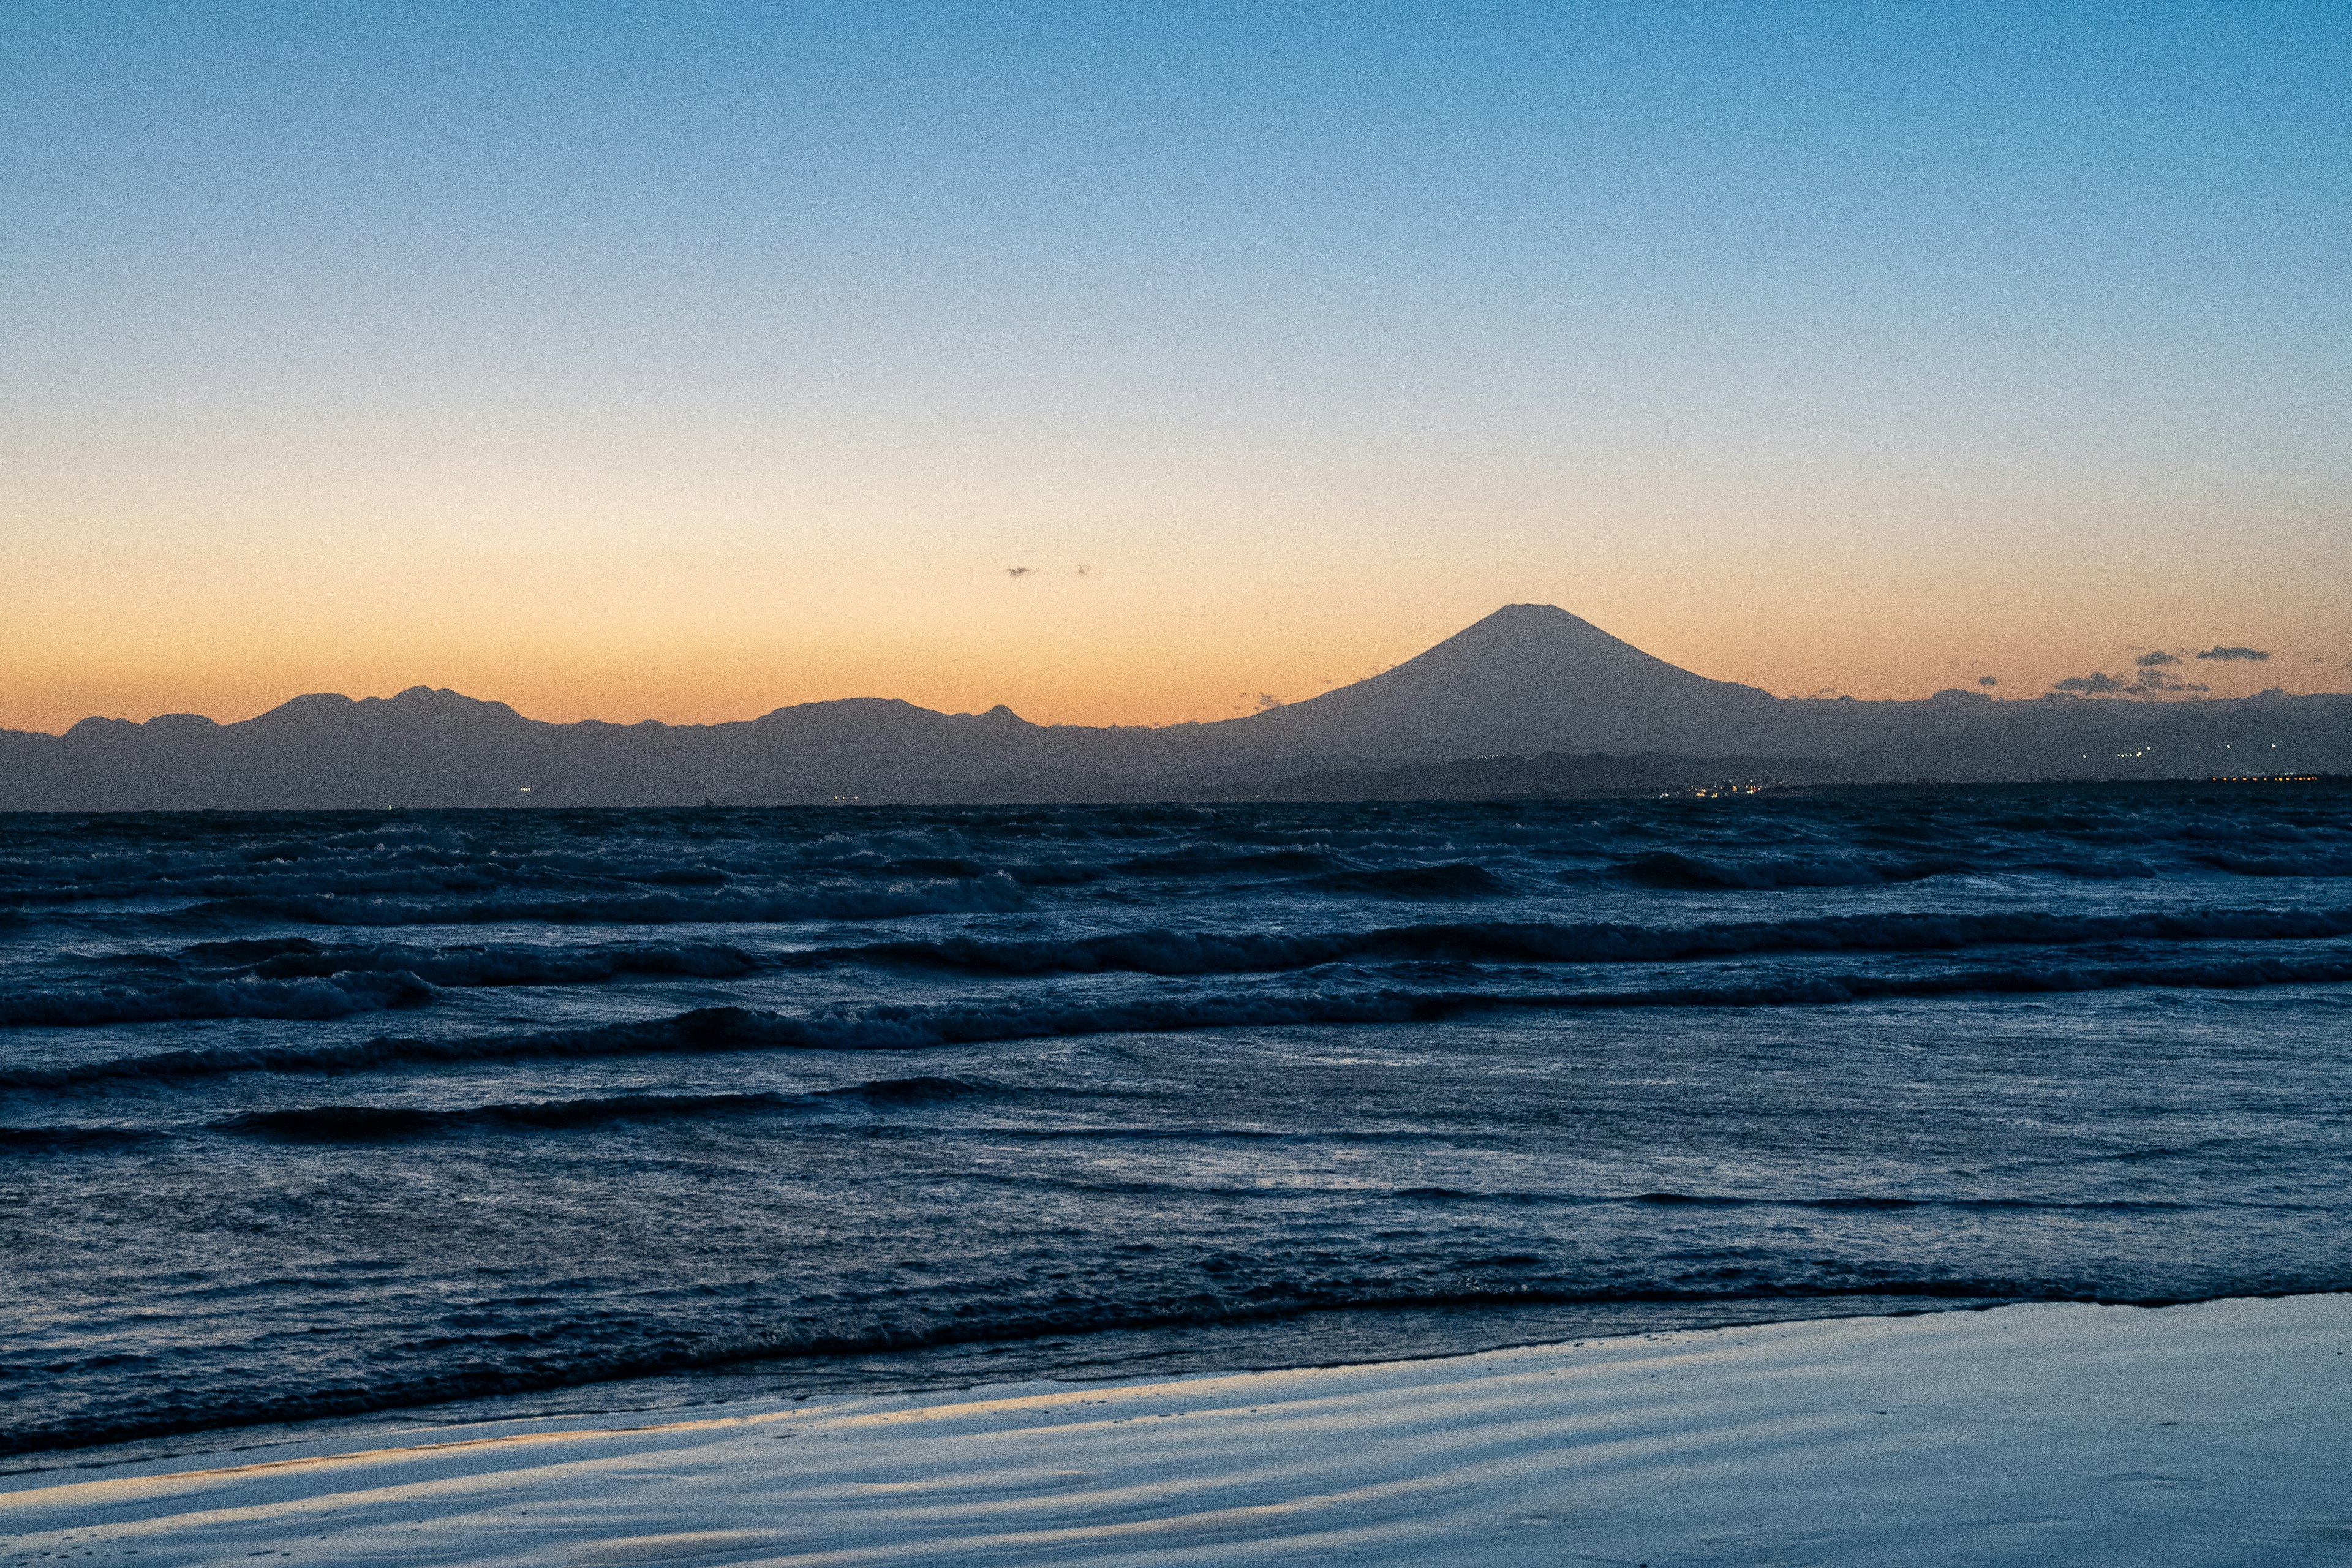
[4,1,2346,726]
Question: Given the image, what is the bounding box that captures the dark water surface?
[4,786,2350,1464]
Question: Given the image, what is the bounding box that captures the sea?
[4,785,2350,1468]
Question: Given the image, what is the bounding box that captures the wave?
[822,1073,1008,1106]
[1600,846,2304,888]
[164,873,1025,929]
[0,995,1440,1087]
[214,1091,802,1140]
[213,1077,1013,1140]
[0,941,766,1029]
[13,948,2350,1088]
[5,1077,1021,1152]
[213,938,761,987]
[0,1124,168,1152]
[812,905,2352,979]
[2196,853,2352,879]
[1614,851,1959,889]
[3,1267,2310,1460]
[178,937,328,962]
[1118,848,1333,878]
[1376,1185,2207,1215]
[1302,863,1515,898]
[0,970,434,1027]
[1621,1191,2199,1213]
[0,868,524,907]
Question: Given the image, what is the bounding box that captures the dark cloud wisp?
[2130,667,2207,696]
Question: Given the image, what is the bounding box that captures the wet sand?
[7,1294,2349,1566]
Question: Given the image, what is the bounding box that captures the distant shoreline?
[6,773,2351,816]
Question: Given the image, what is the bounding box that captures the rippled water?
[4,785,2350,1463]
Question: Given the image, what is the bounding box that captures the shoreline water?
[7,1292,2348,1564]
[8,794,2350,1507]
[24,1279,2307,1477]
[0,1292,2031,1479]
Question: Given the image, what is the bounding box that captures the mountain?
[4,605,2349,809]
[1224,604,1788,755]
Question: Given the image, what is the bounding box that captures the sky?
[3,1,2347,733]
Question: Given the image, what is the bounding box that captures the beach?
[8,1294,2348,1565]
[6,798,2350,1562]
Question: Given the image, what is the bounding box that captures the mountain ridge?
[6,605,2350,808]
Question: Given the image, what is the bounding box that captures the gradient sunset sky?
[4,1,2346,733]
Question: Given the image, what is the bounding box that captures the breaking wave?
[1613,851,1960,889]
[162,874,1024,929]
[1300,863,1515,898]
[206,1076,1016,1142]
[213,1091,804,1140]
[184,938,763,986]
[0,940,766,1028]
[13,947,2350,1088]
[0,971,434,1027]
[815,906,2352,978]
[2195,852,2352,879]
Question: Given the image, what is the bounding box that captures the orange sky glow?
[6,6,2345,735]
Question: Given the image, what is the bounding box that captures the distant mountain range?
[5,605,2348,809]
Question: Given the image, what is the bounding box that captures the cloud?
[1977,675,1998,687]
[2052,672,2125,693]
[2195,646,2270,662]
[2133,650,2180,668]
[2129,667,2209,696]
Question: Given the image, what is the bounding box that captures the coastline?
[7,1293,2348,1565]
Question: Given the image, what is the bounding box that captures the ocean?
[4,785,2349,1468]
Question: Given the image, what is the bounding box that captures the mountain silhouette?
[4,605,2347,808]
[1236,604,1785,755]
